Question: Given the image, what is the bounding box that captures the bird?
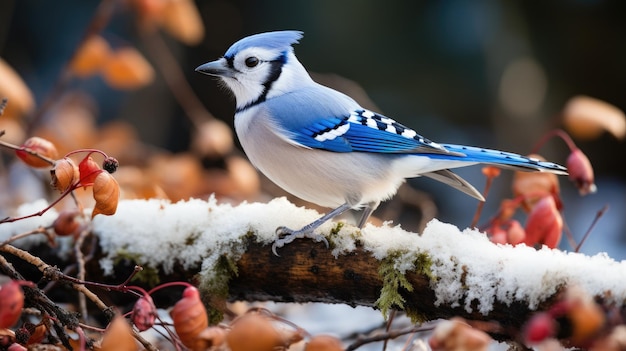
[195,30,568,255]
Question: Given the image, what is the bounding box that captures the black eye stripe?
[235,51,288,113]
[225,55,235,69]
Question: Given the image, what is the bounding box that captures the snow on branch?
[3,196,625,336]
[83,197,626,314]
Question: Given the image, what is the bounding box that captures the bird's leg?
[357,201,380,228]
[273,202,353,255]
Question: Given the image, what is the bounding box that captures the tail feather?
[422,169,485,201]
[434,144,568,175]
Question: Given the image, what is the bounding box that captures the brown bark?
[227,238,556,339]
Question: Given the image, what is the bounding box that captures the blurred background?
[1,0,625,258]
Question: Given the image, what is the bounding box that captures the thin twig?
[1,171,94,224]
[0,226,50,247]
[345,324,437,351]
[0,244,158,351]
[0,243,107,311]
[575,204,609,253]
[0,253,77,349]
[0,138,57,166]
[382,310,396,351]
[131,328,160,351]
[74,226,92,321]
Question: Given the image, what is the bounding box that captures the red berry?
[524,312,556,344]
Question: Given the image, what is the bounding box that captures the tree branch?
[228,237,552,332]
[2,197,625,345]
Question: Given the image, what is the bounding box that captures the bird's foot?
[272,226,329,256]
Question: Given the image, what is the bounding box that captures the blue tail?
[431,144,568,174]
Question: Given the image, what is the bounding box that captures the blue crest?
[224,31,303,58]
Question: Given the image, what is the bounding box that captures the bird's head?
[196,30,313,111]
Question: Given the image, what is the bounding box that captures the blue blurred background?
[1,0,625,258]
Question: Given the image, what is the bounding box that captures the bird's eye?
[245,57,259,68]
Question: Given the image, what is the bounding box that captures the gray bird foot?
[272,226,329,256]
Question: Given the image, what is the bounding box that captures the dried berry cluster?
[477,129,598,250]
[0,278,346,351]
[5,135,120,222]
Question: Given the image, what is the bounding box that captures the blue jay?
[196,31,567,254]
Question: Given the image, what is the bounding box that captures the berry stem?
[532,129,578,154]
[64,148,109,159]
[471,175,495,228]
[146,281,194,296]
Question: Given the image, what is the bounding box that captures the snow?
[5,197,626,316]
[93,196,335,276]
[419,221,626,314]
[93,197,626,315]
[0,199,58,246]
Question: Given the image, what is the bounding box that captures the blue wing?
[288,108,457,156]
[261,85,455,155]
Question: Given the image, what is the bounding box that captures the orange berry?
[15,137,58,168]
[51,157,80,192]
[100,314,138,351]
[429,318,491,351]
[563,95,626,140]
[565,287,605,347]
[305,335,343,351]
[25,323,46,345]
[102,47,154,90]
[160,0,204,45]
[91,172,120,218]
[227,314,282,351]
[512,154,560,211]
[0,59,35,118]
[524,196,562,249]
[70,35,111,78]
[170,287,208,351]
[52,209,82,237]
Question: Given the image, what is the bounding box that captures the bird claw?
[271,226,329,256]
